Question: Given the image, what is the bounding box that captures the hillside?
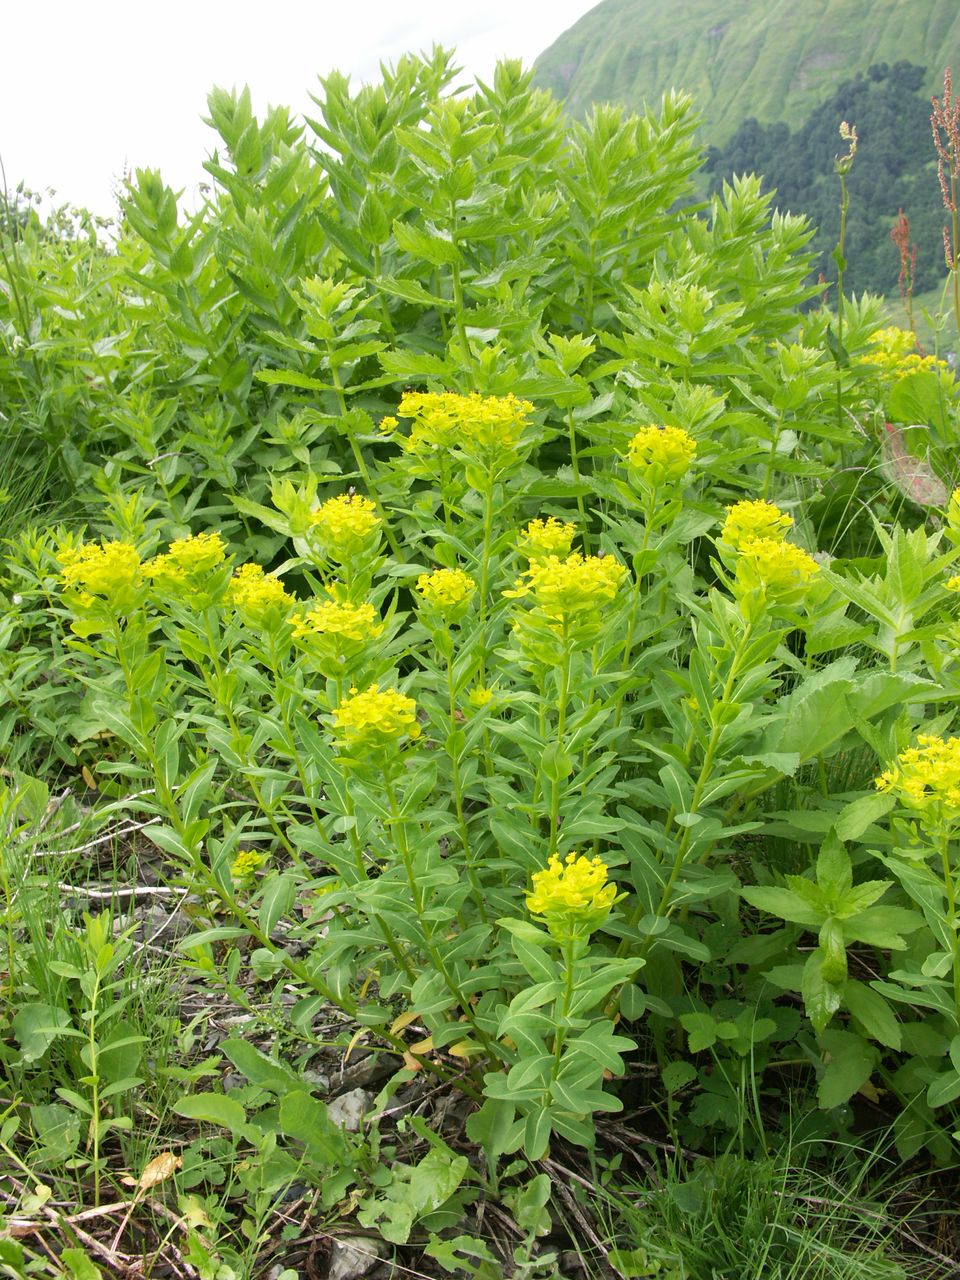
[534,0,960,142]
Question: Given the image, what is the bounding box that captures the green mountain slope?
[534,0,960,142]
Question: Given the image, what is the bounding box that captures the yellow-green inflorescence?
[332,684,420,754]
[876,734,960,828]
[506,551,627,630]
[735,537,820,596]
[227,563,294,625]
[721,500,793,550]
[415,567,477,620]
[310,493,381,561]
[147,531,227,587]
[395,390,534,455]
[292,599,382,644]
[517,516,577,562]
[58,539,143,612]
[527,851,620,938]
[857,327,955,383]
[625,425,697,488]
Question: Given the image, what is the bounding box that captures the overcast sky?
[2,1,598,218]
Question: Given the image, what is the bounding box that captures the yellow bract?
[735,537,820,594]
[415,567,476,614]
[227,564,293,622]
[59,540,143,609]
[722,500,792,549]
[310,494,380,559]
[396,390,534,454]
[291,599,382,643]
[626,425,697,483]
[518,516,577,561]
[230,849,267,882]
[147,531,227,589]
[506,552,627,626]
[332,684,420,752]
[858,327,954,381]
[876,734,960,827]
[526,851,618,918]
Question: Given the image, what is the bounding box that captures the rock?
[325,1234,389,1280]
[327,1087,371,1131]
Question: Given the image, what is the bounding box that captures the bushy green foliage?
[2,48,960,1276]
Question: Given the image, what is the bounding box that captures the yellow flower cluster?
[147,531,226,588]
[332,684,420,752]
[468,686,494,709]
[876,734,960,826]
[946,574,960,593]
[626,425,697,484]
[858,327,954,382]
[721,500,793,549]
[415,567,476,615]
[230,848,267,882]
[396,391,534,454]
[291,599,383,644]
[526,852,618,920]
[736,538,820,594]
[59,540,142,609]
[506,552,627,626]
[517,516,577,561]
[227,564,293,622]
[310,494,380,559]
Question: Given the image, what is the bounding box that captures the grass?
[534,0,960,145]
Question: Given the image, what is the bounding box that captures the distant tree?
[704,61,943,299]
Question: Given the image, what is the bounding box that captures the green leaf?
[835,792,895,841]
[258,871,297,937]
[173,1092,246,1135]
[817,1030,878,1109]
[842,980,901,1050]
[278,1091,347,1166]
[680,1012,718,1053]
[222,1039,303,1095]
[741,885,823,928]
[60,1249,103,1280]
[801,951,842,1035]
[12,1003,73,1063]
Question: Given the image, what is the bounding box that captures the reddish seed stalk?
[931,67,960,336]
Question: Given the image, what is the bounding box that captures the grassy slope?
[534,0,960,142]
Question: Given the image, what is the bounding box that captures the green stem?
[384,775,497,1058]
[566,408,589,551]
[447,651,487,921]
[547,635,572,859]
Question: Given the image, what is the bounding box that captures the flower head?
[506,552,627,630]
[735,537,820,596]
[415,567,476,620]
[526,851,619,939]
[310,494,380,561]
[227,563,293,624]
[721,500,792,550]
[517,517,577,562]
[147,531,227,595]
[292,599,382,644]
[397,390,534,456]
[876,734,960,828]
[58,540,143,612]
[230,848,267,884]
[332,684,420,754]
[626,425,697,487]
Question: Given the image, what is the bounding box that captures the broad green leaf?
[173,1093,246,1134]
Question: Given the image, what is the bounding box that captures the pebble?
[327,1087,371,1131]
[325,1235,389,1280]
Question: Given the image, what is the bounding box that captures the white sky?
[1,1,599,218]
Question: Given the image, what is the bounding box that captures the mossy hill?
[534,0,960,143]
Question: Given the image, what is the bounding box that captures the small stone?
[327,1088,371,1131]
[325,1234,389,1280]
